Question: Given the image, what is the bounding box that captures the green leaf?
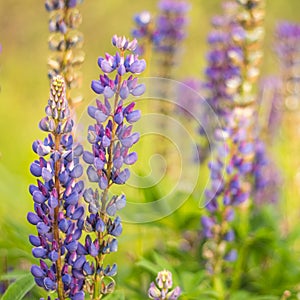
[1,273,35,300]
[136,258,161,275]
[0,271,28,281]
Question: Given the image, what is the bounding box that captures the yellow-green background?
[0,0,300,297]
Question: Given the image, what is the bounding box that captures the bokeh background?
[1,0,300,299]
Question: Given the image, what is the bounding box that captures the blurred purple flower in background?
[155,0,190,78]
[46,0,85,106]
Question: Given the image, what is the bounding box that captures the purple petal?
[121,132,140,147]
[87,166,99,182]
[114,168,130,184]
[126,110,141,123]
[31,265,44,278]
[124,152,137,165]
[109,239,118,252]
[131,83,146,96]
[115,194,126,210]
[95,110,108,123]
[42,168,52,182]
[99,175,108,190]
[120,86,129,99]
[104,86,115,98]
[29,235,41,247]
[37,222,51,234]
[88,106,97,118]
[27,212,41,225]
[72,206,84,220]
[83,151,94,164]
[32,247,47,259]
[91,80,104,94]
[73,255,86,269]
[70,164,83,178]
[33,190,47,204]
[30,162,42,177]
[65,191,79,205]
[100,60,114,73]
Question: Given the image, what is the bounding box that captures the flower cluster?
[28,76,86,300]
[201,2,266,294]
[252,138,281,206]
[234,0,265,103]
[202,108,253,267]
[148,270,181,300]
[46,0,85,105]
[81,35,145,298]
[155,0,189,77]
[205,2,244,118]
[132,11,158,56]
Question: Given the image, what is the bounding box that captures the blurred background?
[1,0,300,299]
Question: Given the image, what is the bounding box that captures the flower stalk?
[82,35,146,298]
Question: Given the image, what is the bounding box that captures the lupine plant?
[3,1,300,300]
[28,75,86,299]
[132,11,157,58]
[46,0,84,106]
[27,35,145,299]
[154,0,189,79]
[132,0,189,79]
[201,110,253,297]
[81,35,145,298]
[200,0,266,297]
[148,270,181,300]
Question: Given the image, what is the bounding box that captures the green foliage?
[0,273,34,300]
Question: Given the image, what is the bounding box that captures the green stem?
[212,261,225,300]
[231,203,251,291]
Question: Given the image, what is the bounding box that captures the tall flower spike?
[82,35,145,299]
[46,0,85,106]
[201,0,266,296]
[28,76,85,300]
[204,1,244,120]
[132,11,158,56]
[155,0,190,78]
[201,109,253,275]
[148,270,181,300]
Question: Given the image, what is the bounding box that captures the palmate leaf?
[1,273,35,300]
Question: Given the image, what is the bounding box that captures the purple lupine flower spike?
[201,1,266,293]
[82,35,145,298]
[28,76,86,299]
[132,11,155,56]
[155,0,190,78]
[148,270,181,300]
